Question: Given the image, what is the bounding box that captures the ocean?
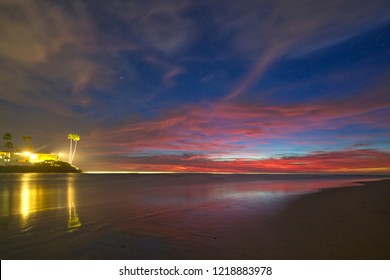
[0,173,387,259]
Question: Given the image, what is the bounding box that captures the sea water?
[0,173,386,259]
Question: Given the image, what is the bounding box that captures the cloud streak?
[217,0,390,99]
[84,82,390,169]
[87,149,390,173]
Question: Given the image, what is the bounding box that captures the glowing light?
[20,184,30,218]
[19,174,38,227]
[209,152,269,162]
[326,167,390,173]
[67,177,81,232]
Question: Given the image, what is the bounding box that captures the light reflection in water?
[67,176,81,232]
[20,174,38,228]
[6,174,83,232]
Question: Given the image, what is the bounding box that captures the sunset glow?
[1,0,389,173]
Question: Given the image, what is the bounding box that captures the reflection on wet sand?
[67,176,81,232]
[1,174,389,259]
[0,174,81,232]
[20,174,39,229]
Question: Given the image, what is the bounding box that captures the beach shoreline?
[0,175,389,260]
[269,179,390,259]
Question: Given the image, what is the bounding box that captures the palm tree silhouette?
[3,133,14,159]
[67,133,80,164]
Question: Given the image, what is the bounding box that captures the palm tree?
[68,133,73,163]
[3,133,13,161]
[67,133,80,164]
[70,134,80,164]
[3,133,13,152]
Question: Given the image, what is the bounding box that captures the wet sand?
[1,175,389,259]
[271,179,390,259]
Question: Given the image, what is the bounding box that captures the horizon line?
[85,171,390,176]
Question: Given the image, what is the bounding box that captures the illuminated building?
[0,150,59,166]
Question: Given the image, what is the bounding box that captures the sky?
[1,0,390,173]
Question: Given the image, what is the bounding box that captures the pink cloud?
[83,83,390,168]
[87,148,390,173]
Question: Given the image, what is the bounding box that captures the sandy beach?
[271,179,390,259]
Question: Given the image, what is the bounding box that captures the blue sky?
[1,0,389,172]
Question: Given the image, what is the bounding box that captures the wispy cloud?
[109,0,196,54]
[1,0,389,172]
[85,82,390,164]
[214,0,390,98]
[0,0,116,116]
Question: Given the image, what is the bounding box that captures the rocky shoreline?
[0,160,82,173]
